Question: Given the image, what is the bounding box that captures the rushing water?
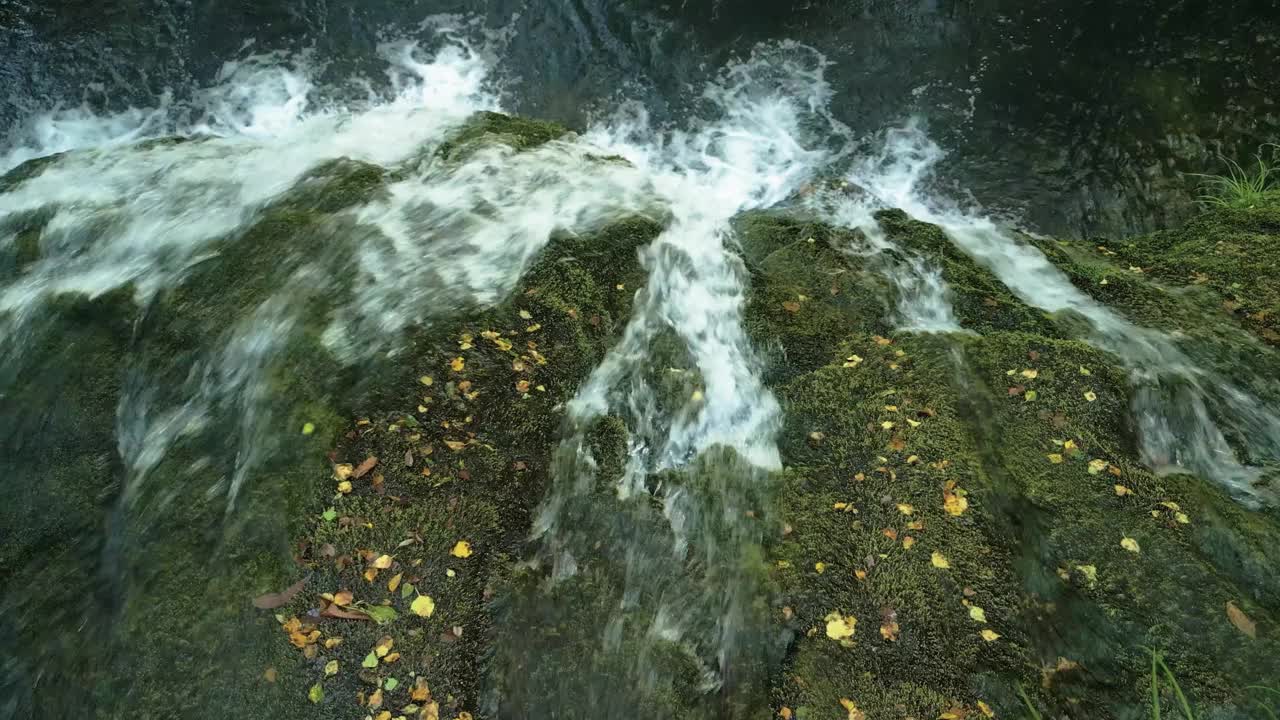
[2,6,1280,719]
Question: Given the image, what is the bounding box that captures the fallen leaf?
[1120,537,1141,554]
[451,540,473,558]
[308,683,324,704]
[879,619,900,642]
[902,536,915,550]
[252,577,307,609]
[977,700,995,718]
[353,456,378,478]
[368,688,383,709]
[824,612,857,641]
[264,667,278,683]
[372,554,394,569]
[1083,390,1097,402]
[374,635,394,658]
[419,376,434,386]
[1087,459,1108,475]
[411,595,436,618]
[1226,601,1257,639]
[814,562,827,574]
[931,551,950,569]
[1021,369,1039,379]
[333,463,354,481]
[324,660,339,676]
[782,301,801,313]
[362,652,379,669]
[981,629,1001,642]
[1114,485,1132,496]
[450,357,465,372]
[969,605,987,623]
[387,573,403,593]
[896,503,915,516]
[1047,453,1064,464]
[943,491,969,516]
[839,697,867,720]
[411,677,431,702]
[302,422,316,435]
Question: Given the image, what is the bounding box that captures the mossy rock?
[1104,205,1280,346]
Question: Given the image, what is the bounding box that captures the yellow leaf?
[907,418,921,428]
[969,605,987,623]
[896,503,915,516]
[372,555,393,569]
[814,562,827,574]
[363,567,378,583]
[444,439,467,451]
[382,652,400,664]
[943,492,969,516]
[1079,366,1092,376]
[450,357,465,372]
[374,635,394,657]
[411,676,431,702]
[451,540,473,558]
[264,667,278,683]
[519,309,533,320]
[374,712,391,720]
[824,612,856,641]
[1087,459,1108,475]
[1073,565,1098,588]
[516,379,531,393]
[842,354,864,368]
[854,569,868,581]
[324,660,339,676]
[411,595,436,618]
[902,536,915,550]
[302,422,316,435]
[368,688,383,709]
[839,697,867,720]
[308,683,324,704]
[1020,369,1039,379]
[1120,537,1141,554]
[980,629,1001,642]
[1083,390,1097,402]
[977,700,995,717]
[337,480,353,494]
[419,375,434,386]
[1047,453,1064,464]
[931,551,950,569]
[387,573,403,593]
[881,421,895,430]
[879,619,900,642]
[1114,485,1132,496]
[334,464,354,481]
[1175,512,1190,525]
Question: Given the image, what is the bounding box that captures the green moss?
[0,151,66,193]
[269,213,661,718]
[435,112,570,163]
[1108,206,1280,345]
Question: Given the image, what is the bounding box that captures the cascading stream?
[491,42,851,718]
[840,120,1280,506]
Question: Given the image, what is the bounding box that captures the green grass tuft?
[1189,145,1280,209]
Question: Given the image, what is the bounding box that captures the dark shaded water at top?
[3,0,1279,237]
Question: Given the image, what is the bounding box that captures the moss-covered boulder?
[740,209,1280,720]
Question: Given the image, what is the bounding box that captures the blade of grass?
[1155,655,1196,720]
[1017,683,1043,720]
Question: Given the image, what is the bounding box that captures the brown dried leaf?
[1226,601,1257,639]
[353,456,378,478]
[252,577,307,609]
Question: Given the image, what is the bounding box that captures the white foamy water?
[844,119,1280,506]
[511,42,850,713]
